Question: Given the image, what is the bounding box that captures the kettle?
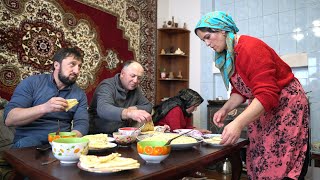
[217,158,232,174]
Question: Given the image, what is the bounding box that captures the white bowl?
[138,153,169,163]
[52,137,89,164]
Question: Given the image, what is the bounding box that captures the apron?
[230,74,309,180]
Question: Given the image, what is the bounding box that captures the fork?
[41,159,57,165]
[132,122,145,135]
[164,129,194,146]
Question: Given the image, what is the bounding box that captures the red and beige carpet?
[0,0,157,103]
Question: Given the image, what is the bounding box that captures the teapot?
[217,158,232,174]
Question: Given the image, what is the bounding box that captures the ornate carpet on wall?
[0,0,157,104]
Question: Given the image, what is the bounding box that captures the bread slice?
[65,99,78,111]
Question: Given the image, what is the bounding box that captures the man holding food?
[4,47,89,148]
[88,60,152,134]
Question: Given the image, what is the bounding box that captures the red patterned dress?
[231,35,309,179]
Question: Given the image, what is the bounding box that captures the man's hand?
[42,97,68,113]
[126,109,152,123]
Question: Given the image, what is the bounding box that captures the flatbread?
[79,153,140,170]
[141,133,197,144]
[204,136,222,144]
[83,134,110,149]
[65,99,78,111]
[140,121,154,132]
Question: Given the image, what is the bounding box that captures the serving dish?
[139,132,199,150]
[171,141,200,150]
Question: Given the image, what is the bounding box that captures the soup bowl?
[118,127,141,136]
[52,137,89,164]
[113,132,137,147]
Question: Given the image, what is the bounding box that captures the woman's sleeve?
[159,107,185,130]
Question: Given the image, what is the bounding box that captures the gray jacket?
[88,73,152,134]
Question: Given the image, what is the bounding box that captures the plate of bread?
[82,134,116,152]
[78,153,140,173]
[202,134,223,147]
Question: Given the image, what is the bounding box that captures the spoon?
[36,145,51,152]
[41,159,57,165]
[164,129,194,146]
[132,123,145,135]
[56,120,60,135]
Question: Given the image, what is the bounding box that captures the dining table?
[4,138,248,180]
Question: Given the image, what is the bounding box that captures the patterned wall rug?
[0,0,157,104]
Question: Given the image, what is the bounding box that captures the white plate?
[77,161,138,173]
[171,141,200,150]
[202,133,222,139]
[202,134,223,147]
[108,137,115,142]
[88,142,117,153]
[173,129,203,141]
[202,139,223,147]
[137,134,154,141]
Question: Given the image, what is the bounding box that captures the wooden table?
[4,139,248,180]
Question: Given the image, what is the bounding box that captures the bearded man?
[4,48,89,148]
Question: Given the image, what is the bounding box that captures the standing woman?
[194,11,309,179]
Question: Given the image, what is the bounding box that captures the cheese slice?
[65,99,78,111]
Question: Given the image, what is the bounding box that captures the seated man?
[89,60,152,134]
[4,47,89,148]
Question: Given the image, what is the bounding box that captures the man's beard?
[58,69,77,86]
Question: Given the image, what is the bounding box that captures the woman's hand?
[220,120,243,145]
[212,108,228,128]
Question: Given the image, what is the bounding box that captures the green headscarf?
[195,11,239,90]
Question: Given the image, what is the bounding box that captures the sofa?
[0,98,15,179]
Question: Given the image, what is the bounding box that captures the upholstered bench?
[0,99,15,179]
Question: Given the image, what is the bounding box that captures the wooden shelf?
[159,53,188,57]
[156,27,190,104]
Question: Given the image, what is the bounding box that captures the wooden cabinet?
[156,28,190,104]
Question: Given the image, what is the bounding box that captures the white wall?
[157,0,202,127]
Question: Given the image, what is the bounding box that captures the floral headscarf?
[152,89,204,123]
[195,11,239,90]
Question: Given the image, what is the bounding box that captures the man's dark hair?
[52,47,82,69]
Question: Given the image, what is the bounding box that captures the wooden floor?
[182,166,320,180]
[202,169,248,180]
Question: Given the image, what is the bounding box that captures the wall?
[157,0,203,128]
[213,0,320,145]
[158,1,320,138]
